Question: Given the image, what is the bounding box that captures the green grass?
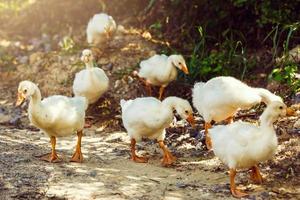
[0,0,32,12]
[177,26,256,83]
[270,62,300,94]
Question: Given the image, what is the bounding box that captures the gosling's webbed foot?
[70,150,83,163]
[161,153,176,166]
[39,152,61,163]
[231,188,248,198]
[131,155,148,163]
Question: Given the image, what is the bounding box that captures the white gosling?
[136,54,189,99]
[121,96,195,166]
[16,80,88,163]
[86,13,117,46]
[73,49,109,104]
[192,76,287,149]
[210,101,286,198]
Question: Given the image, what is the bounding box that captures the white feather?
[18,81,88,138]
[121,96,193,142]
[192,76,283,123]
[86,13,117,45]
[137,54,186,86]
[210,101,286,169]
[73,49,109,104]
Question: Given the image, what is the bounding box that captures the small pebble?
[89,170,97,177]
[176,182,188,189]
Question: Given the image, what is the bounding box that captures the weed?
[59,36,76,54]
[179,26,255,83]
[270,63,300,93]
[149,21,163,38]
[263,22,300,62]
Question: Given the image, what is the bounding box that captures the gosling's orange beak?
[181,64,189,74]
[186,114,195,128]
[81,56,89,63]
[286,107,296,116]
[16,92,26,106]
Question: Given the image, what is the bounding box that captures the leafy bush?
[179,26,256,82]
[270,63,300,93]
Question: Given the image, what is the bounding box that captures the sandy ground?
[0,125,233,200]
[0,101,299,200]
[0,122,298,200]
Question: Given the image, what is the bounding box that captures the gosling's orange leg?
[225,116,234,124]
[40,136,61,163]
[158,86,165,100]
[204,122,212,150]
[130,138,148,163]
[158,140,176,166]
[140,78,152,96]
[70,130,84,163]
[230,169,248,198]
[136,76,152,96]
[249,165,263,184]
[105,30,111,39]
[145,81,152,96]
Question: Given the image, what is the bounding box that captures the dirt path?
[0,125,228,200]
[0,121,299,200]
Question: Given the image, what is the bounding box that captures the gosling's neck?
[259,109,278,128]
[161,56,175,77]
[254,88,282,104]
[162,97,179,111]
[85,61,94,69]
[29,86,42,111]
[157,97,178,125]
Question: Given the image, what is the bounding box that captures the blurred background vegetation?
[0,0,299,93]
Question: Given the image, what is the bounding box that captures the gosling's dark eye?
[279,106,283,109]
[24,89,27,93]
[185,110,189,114]
[179,62,182,65]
